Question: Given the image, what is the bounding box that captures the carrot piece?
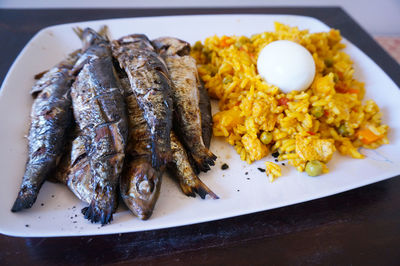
[348,89,359,94]
[357,129,382,144]
[278,97,289,106]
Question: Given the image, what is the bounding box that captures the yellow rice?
[191,22,389,181]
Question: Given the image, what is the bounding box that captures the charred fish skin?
[119,70,162,220]
[72,28,128,224]
[198,81,213,149]
[168,132,218,199]
[112,34,173,171]
[11,51,79,213]
[152,37,216,172]
[55,132,93,204]
[188,81,214,174]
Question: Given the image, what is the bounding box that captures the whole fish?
[71,27,128,224]
[169,132,218,199]
[11,50,80,212]
[112,34,173,171]
[118,69,162,220]
[152,37,216,172]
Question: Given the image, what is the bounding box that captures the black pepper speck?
[25,224,29,228]
[221,163,229,170]
[257,168,266,172]
[245,172,248,175]
[282,163,285,166]
[272,151,280,158]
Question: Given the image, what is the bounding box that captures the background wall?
[1,0,399,36]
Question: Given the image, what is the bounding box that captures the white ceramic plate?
[1,15,400,237]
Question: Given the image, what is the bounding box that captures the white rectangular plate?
[1,15,400,237]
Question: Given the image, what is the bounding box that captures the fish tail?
[73,27,84,40]
[11,187,38,212]
[192,147,217,173]
[179,175,218,199]
[81,185,117,225]
[98,25,110,41]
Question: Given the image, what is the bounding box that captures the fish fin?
[11,188,38,212]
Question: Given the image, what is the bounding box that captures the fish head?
[152,37,191,56]
[116,34,154,51]
[120,158,162,220]
[79,27,108,51]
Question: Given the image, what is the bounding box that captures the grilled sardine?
[112,34,173,170]
[152,37,216,172]
[11,50,79,212]
[117,69,162,220]
[71,28,128,224]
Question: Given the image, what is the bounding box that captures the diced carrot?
[324,110,330,116]
[337,71,344,80]
[220,36,231,48]
[335,82,348,93]
[348,89,359,94]
[278,97,289,106]
[307,131,316,135]
[357,129,383,144]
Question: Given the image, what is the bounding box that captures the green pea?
[305,160,324,177]
[337,124,349,136]
[311,106,324,118]
[333,73,339,83]
[260,131,273,145]
[235,36,250,48]
[324,58,334,68]
[223,76,233,84]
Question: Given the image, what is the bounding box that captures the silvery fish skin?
[152,37,216,172]
[118,70,162,220]
[169,132,218,199]
[55,131,92,204]
[71,28,128,225]
[11,50,80,212]
[112,34,173,171]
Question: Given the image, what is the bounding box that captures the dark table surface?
[1,7,399,265]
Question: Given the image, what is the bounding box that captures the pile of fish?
[11,27,218,225]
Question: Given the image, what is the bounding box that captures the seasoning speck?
[246,178,250,180]
[275,159,278,162]
[41,203,44,206]
[25,224,29,228]
[221,163,229,170]
[245,172,248,175]
[237,189,240,192]
[51,195,55,198]
[282,163,286,166]
[271,151,280,158]
[257,167,266,172]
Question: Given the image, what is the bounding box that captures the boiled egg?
[257,40,316,93]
